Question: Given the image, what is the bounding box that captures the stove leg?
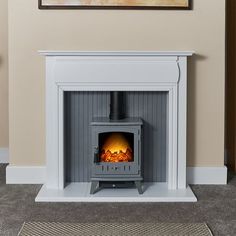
[135,181,143,194]
[90,181,99,194]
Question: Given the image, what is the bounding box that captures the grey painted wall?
[64,91,167,183]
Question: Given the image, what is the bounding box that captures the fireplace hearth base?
[35,183,197,202]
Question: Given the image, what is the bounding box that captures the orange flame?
[100,133,133,162]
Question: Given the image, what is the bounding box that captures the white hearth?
[36,51,197,202]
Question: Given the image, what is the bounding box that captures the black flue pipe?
[109,91,125,120]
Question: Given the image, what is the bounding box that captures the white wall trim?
[6,165,227,185]
[6,165,46,184]
[0,148,9,163]
[187,166,227,185]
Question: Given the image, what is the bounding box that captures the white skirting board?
[187,166,228,185]
[6,166,46,184]
[6,165,227,185]
[0,148,9,163]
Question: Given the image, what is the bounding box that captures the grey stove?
[90,117,143,194]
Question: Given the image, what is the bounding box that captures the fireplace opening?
[64,91,168,195]
[99,132,134,163]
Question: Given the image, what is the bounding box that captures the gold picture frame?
[39,0,190,9]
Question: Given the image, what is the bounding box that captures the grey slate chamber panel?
[64,91,168,182]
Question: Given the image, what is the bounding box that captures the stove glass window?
[99,132,134,163]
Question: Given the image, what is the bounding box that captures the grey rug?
[18,222,213,236]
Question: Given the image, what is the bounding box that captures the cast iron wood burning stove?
[90,92,143,194]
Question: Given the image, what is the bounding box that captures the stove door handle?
[94,147,99,163]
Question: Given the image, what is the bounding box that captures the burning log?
[101,148,133,162]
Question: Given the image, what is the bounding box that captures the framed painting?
[38,0,190,9]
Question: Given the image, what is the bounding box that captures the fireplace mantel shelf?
[39,51,194,57]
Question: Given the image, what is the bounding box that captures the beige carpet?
[18,222,213,236]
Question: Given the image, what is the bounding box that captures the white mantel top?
[39,51,194,57]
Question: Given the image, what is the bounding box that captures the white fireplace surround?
[36,51,198,202]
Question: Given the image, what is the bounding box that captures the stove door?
[91,126,141,178]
